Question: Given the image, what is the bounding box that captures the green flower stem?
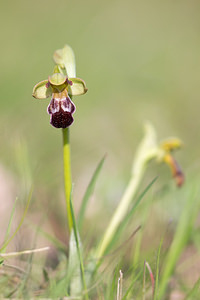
[96,164,145,258]
[62,127,73,232]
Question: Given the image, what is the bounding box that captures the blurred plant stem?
[97,162,145,258]
[62,127,73,232]
[96,123,157,258]
[96,123,184,259]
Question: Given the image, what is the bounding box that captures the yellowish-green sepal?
[53,45,76,77]
[53,49,65,68]
[32,80,52,99]
[160,138,183,152]
[68,78,88,96]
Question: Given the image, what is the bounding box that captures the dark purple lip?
[47,94,76,128]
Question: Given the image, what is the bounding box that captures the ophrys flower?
[32,70,87,128]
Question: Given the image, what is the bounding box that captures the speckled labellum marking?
[47,89,76,128]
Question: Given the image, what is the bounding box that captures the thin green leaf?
[159,185,200,298]
[47,274,70,298]
[30,224,67,253]
[104,177,157,255]
[70,196,89,300]
[78,155,105,229]
[153,239,163,300]
[107,266,120,299]
[122,270,142,300]
[2,197,18,254]
[104,226,141,258]
[184,276,200,300]
[0,186,33,252]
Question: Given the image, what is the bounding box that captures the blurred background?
[0,0,200,257]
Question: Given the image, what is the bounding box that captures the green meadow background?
[0,0,200,296]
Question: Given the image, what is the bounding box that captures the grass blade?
[0,186,33,252]
[153,238,163,300]
[2,197,18,254]
[104,177,157,255]
[70,195,89,300]
[122,270,142,300]
[30,224,67,253]
[159,185,199,298]
[78,155,105,229]
[184,276,200,300]
[106,266,120,299]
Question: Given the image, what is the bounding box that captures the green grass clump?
[1,120,200,299]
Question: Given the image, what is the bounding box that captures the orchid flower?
[132,123,184,187]
[32,66,87,128]
[159,138,184,186]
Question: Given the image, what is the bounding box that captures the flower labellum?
[163,153,184,187]
[47,89,76,128]
[160,138,184,187]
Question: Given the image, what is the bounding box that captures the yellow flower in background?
[160,138,184,187]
